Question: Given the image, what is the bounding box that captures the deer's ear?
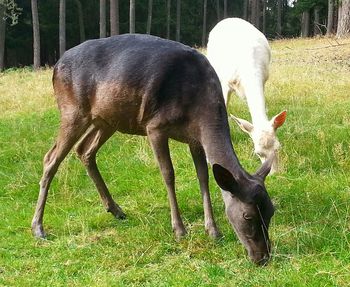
[271,110,287,130]
[213,164,243,198]
[230,114,254,134]
[254,156,273,180]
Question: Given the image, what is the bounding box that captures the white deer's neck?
[243,81,269,127]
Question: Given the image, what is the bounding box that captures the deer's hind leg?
[32,114,91,238]
[75,119,126,219]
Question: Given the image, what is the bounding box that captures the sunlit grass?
[1,37,350,286]
[0,68,55,118]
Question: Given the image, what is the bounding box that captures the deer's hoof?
[174,226,187,240]
[207,228,222,240]
[32,224,46,239]
[115,211,126,220]
[107,205,126,219]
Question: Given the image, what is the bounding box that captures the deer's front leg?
[147,128,187,239]
[190,144,221,239]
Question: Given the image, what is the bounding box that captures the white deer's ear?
[271,110,287,130]
[230,114,254,134]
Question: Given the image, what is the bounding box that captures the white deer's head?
[230,111,287,174]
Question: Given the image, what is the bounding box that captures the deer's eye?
[243,213,253,221]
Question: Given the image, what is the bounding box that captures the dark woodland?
[0,0,349,69]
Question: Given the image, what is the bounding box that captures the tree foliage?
[0,0,22,25]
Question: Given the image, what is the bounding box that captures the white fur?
[207,18,285,173]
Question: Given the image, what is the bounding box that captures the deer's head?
[230,111,287,174]
[213,158,274,265]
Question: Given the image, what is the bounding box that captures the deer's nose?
[255,253,270,266]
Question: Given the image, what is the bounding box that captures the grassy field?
[1,37,350,286]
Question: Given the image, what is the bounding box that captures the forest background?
[0,0,350,71]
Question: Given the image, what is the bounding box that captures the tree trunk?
[338,0,342,25]
[110,0,119,36]
[59,0,66,57]
[243,0,248,20]
[326,0,334,35]
[130,0,135,33]
[166,0,171,39]
[216,0,220,21]
[336,0,350,37]
[176,0,180,41]
[251,0,257,26]
[223,0,227,18]
[202,0,207,47]
[100,0,106,37]
[255,0,260,29]
[277,0,282,36]
[0,4,6,71]
[301,10,310,37]
[74,0,85,42]
[146,0,153,34]
[31,0,40,69]
[262,0,266,34]
[314,6,321,36]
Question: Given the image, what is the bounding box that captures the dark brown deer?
[31,34,275,265]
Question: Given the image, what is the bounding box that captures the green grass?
[1,37,350,286]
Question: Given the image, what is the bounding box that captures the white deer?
[207,17,286,173]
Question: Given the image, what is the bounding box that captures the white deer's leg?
[190,144,221,239]
[32,118,90,238]
[147,128,186,239]
[75,125,126,219]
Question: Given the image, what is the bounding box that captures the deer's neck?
[243,81,268,127]
[200,125,248,181]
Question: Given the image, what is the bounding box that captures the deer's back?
[207,18,271,87]
[53,34,224,138]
